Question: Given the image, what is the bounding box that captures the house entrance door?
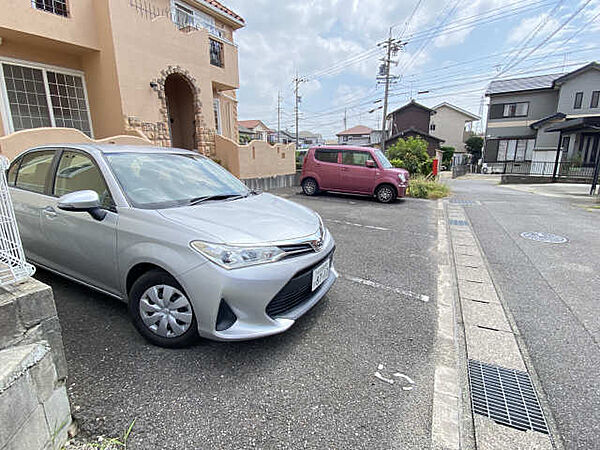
[165,73,196,150]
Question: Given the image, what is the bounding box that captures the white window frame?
[0,57,94,137]
[213,97,222,135]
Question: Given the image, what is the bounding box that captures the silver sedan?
[7,145,337,347]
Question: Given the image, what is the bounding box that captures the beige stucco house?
[0,0,244,159]
[429,103,479,153]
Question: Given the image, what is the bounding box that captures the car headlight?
[398,173,407,183]
[190,241,285,269]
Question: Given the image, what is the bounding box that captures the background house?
[430,103,479,153]
[237,120,273,142]
[384,100,444,156]
[336,125,372,146]
[0,0,245,159]
[483,62,600,174]
[298,130,324,147]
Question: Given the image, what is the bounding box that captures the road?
[448,177,600,449]
[35,188,440,449]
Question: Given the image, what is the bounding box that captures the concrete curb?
[445,201,555,450]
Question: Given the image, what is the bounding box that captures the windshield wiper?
[187,194,247,206]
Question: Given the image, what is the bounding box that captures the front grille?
[278,243,314,257]
[266,250,334,318]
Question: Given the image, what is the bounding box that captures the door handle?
[341,167,349,172]
[42,206,57,219]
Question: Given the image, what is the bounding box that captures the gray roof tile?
[486,73,561,95]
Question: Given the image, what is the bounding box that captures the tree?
[387,136,431,175]
[465,136,484,161]
[441,146,455,168]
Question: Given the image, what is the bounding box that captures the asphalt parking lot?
[35,188,440,449]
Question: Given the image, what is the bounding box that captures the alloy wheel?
[303,179,317,195]
[139,285,193,338]
[377,186,394,203]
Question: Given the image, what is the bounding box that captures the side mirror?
[366,160,376,168]
[57,190,106,221]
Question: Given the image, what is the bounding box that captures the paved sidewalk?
[448,177,600,449]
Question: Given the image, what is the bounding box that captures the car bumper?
[397,183,408,197]
[178,233,337,341]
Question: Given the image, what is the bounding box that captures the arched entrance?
[164,73,196,150]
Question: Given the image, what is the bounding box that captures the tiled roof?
[202,0,244,24]
[486,74,560,95]
[387,100,434,118]
[238,120,272,131]
[336,125,373,136]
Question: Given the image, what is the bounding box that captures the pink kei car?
[300,146,409,203]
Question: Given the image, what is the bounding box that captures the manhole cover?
[468,360,549,434]
[520,232,568,244]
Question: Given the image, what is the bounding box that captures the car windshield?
[374,149,393,169]
[105,152,249,209]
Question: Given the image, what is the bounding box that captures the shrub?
[408,175,450,200]
[387,136,431,175]
[441,146,455,168]
[390,158,405,168]
[465,136,484,160]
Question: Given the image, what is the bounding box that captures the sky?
[224,0,600,140]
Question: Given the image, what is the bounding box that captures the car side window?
[342,151,370,166]
[315,149,338,163]
[14,150,56,194]
[7,158,21,186]
[53,151,114,209]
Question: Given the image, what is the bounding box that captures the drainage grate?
[468,360,549,434]
[449,219,468,226]
[450,199,475,205]
[520,231,568,244]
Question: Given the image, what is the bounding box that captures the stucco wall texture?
[0,0,241,155]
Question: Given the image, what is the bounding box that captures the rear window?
[315,149,338,163]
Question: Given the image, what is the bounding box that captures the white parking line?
[326,218,391,231]
[342,274,430,302]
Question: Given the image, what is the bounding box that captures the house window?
[213,98,221,135]
[489,102,529,119]
[430,123,436,131]
[172,1,224,38]
[497,138,536,161]
[32,0,68,17]
[574,92,583,109]
[1,62,92,136]
[591,91,599,108]
[561,136,570,152]
[210,39,224,67]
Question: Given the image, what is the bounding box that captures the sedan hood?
[157,193,320,245]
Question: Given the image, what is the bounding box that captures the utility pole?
[377,28,404,153]
[293,73,307,149]
[343,108,347,130]
[277,91,282,144]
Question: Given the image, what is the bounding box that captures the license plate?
[311,259,330,291]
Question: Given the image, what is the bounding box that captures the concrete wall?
[0,278,72,450]
[556,69,600,115]
[430,105,473,152]
[0,127,151,161]
[214,135,296,179]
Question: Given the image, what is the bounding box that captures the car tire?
[129,269,198,348]
[302,178,319,196]
[375,184,397,203]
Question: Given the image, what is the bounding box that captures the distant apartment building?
[336,125,372,146]
[483,62,600,170]
[384,100,444,156]
[0,0,244,157]
[429,102,479,153]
